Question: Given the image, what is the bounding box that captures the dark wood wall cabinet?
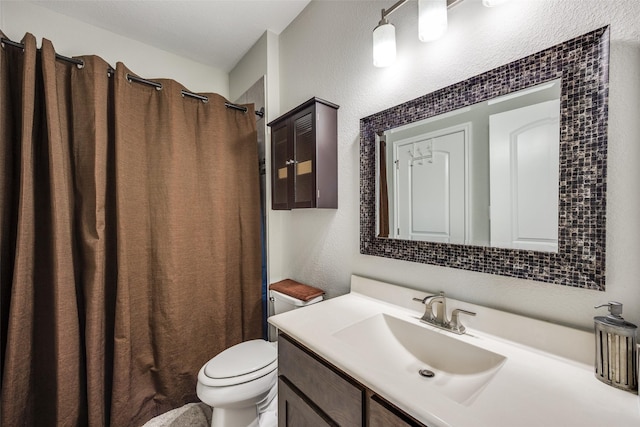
[268,98,339,210]
[278,334,427,427]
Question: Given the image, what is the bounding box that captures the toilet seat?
[200,339,277,387]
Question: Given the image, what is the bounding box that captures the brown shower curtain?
[0,33,262,426]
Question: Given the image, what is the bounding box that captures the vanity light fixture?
[418,0,448,42]
[373,0,510,67]
[482,0,509,7]
[373,16,397,68]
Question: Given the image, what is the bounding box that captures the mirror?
[376,79,561,253]
[360,27,609,290]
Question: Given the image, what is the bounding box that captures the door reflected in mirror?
[376,79,561,253]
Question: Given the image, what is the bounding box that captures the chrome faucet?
[414,292,447,325]
[412,292,476,335]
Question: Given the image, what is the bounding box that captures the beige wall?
[1,1,228,96]
[276,0,640,330]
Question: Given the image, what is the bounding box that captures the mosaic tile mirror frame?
[360,27,610,291]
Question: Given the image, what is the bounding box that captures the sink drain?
[419,369,435,378]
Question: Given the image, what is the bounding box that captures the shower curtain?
[0,33,263,426]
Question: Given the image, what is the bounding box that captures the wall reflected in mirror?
[376,79,561,253]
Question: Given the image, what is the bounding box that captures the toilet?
[196,289,323,427]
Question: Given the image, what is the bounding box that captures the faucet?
[414,292,447,325]
[412,292,476,335]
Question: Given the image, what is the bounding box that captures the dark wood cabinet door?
[291,106,316,208]
[278,335,363,426]
[369,395,427,427]
[271,121,291,210]
[278,378,335,427]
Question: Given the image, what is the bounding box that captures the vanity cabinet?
[278,333,362,426]
[268,98,339,210]
[278,378,333,426]
[278,334,427,427]
[368,394,424,427]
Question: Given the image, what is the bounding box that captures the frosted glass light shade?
[373,22,396,68]
[418,0,448,42]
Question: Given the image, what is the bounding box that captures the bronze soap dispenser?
[594,301,637,392]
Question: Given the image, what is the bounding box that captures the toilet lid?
[204,339,277,380]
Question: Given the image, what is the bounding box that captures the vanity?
[278,332,424,426]
[269,275,640,427]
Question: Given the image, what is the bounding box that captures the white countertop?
[268,275,640,427]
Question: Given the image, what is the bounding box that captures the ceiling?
[31,0,312,72]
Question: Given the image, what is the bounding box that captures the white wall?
[276,0,640,330]
[0,1,228,96]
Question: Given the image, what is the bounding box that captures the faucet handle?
[412,296,436,322]
[449,309,476,334]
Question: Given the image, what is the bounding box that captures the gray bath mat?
[142,403,212,427]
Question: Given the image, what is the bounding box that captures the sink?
[332,313,506,405]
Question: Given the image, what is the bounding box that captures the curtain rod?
[2,37,264,117]
[2,37,84,68]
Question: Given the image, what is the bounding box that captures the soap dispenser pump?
[594,302,637,392]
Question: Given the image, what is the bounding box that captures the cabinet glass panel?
[273,125,289,206]
[294,112,314,204]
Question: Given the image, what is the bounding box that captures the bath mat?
[142,402,211,427]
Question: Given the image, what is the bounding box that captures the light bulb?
[482,0,510,7]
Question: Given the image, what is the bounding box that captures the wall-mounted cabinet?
[268,97,339,210]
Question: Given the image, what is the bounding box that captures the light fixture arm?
[380,0,410,22]
[381,0,461,21]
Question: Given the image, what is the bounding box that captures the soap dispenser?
[594,302,637,392]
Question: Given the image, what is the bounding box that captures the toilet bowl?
[196,289,323,427]
[197,339,278,427]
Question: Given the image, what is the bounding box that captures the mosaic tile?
[360,27,609,291]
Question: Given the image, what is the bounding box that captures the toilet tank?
[270,289,323,315]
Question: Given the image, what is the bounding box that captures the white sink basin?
[333,313,506,405]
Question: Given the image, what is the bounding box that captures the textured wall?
[277,0,640,330]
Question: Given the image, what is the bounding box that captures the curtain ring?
[1,37,25,52]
